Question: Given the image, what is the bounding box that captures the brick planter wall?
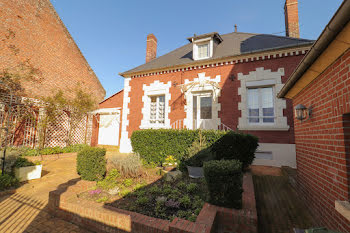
[48,173,257,233]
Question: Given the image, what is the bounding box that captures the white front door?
[98,114,119,146]
[193,93,215,129]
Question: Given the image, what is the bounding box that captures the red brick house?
[95,0,314,168]
[0,0,106,147]
[278,1,350,231]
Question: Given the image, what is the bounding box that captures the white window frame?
[247,87,275,125]
[238,67,289,131]
[149,95,165,125]
[193,37,213,60]
[140,80,171,129]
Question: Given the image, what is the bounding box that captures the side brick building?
[0,0,105,147]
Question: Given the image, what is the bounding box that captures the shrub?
[204,160,243,208]
[62,144,89,153]
[136,196,149,206]
[13,157,35,168]
[211,131,258,169]
[77,147,106,181]
[122,178,133,187]
[22,148,40,157]
[186,183,198,193]
[39,146,63,155]
[109,154,142,177]
[0,171,19,191]
[131,129,227,165]
[179,195,191,208]
[97,169,120,190]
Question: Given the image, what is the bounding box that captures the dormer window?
[188,32,223,61]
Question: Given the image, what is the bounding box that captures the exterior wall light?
[229,74,235,81]
[295,104,312,121]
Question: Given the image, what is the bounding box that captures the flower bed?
[48,173,257,233]
[77,167,161,204]
[106,174,208,222]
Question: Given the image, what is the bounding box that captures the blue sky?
[51,0,343,99]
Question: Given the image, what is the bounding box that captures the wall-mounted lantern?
[295,104,312,121]
[229,74,236,82]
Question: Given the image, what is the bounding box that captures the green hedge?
[131,129,258,168]
[211,131,258,169]
[203,160,243,208]
[76,147,106,181]
[131,129,227,165]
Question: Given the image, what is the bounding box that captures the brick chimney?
[284,0,300,38]
[146,34,157,63]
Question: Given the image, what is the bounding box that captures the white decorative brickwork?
[238,67,289,131]
[140,80,171,129]
[119,77,132,153]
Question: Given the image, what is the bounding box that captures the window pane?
[158,95,165,123]
[193,96,197,120]
[249,109,259,123]
[261,87,273,108]
[200,96,212,119]
[198,43,209,58]
[248,89,259,109]
[248,89,259,123]
[150,96,157,123]
[149,95,165,124]
[262,88,274,123]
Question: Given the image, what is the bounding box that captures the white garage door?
[98,114,119,146]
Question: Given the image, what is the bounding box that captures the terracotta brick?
[0,0,105,103]
[293,49,350,232]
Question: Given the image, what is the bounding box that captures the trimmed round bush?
[76,147,106,181]
[203,159,243,208]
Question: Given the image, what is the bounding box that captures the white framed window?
[247,87,274,124]
[197,43,209,59]
[150,95,165,124]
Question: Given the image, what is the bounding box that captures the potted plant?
[14,157,42,182]
[186,148,214,178]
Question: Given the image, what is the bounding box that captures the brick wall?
[293,49,350,232]
[91,90,124,146]
[0,0,105,103]
[125,54,304,144]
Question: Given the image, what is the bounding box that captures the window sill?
[237,125,290,131]
[335,200,350,222]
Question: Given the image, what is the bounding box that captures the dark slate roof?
[121,32,314,76]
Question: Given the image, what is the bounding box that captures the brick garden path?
[0,155,90,233]
[252,166,316,233]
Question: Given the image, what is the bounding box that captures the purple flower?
[89,189,102,195]
[165,199,180,209]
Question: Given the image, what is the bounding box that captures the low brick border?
[48,173,257,233]
[25,152,77,162]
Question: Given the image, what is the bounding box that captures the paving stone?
[0,155,92,233]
